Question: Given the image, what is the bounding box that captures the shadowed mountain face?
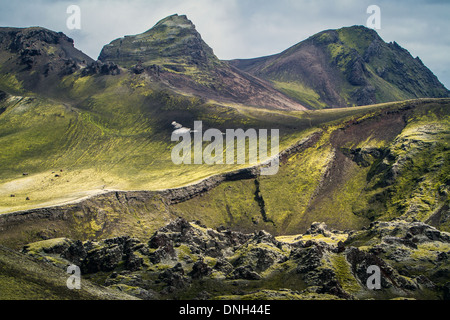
[0,27,93,93]
[230,26,450,109]
[98,14,307,111]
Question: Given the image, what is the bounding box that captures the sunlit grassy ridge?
[172,99,450,234]
[0,68,307,213]
[1,54,448,237]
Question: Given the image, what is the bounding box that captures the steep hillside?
[169,99,450,234]
[0,79,309,215]
[0,245,137,300]
[0,27,93,94]
[98,14,306,111]
[1,99,448,250]
[230,26,449,109]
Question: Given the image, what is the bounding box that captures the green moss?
[204,257,217,268]
[0,246,135,300]
[296,233,348,245]
[272,81,327,109]
[24,238,69,252]
[328,254,361,294]
[365,65,412,102]
[215,290,342,300]
[0,73,23,94]
[408,242,450,262]
[381,105,449,223]
[172,179,266,232]
[336,27,376,56]
[327,43,354,72]
[228,242,289,264]
[177,244,199,262]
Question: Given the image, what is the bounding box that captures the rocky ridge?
[0,27,93,91]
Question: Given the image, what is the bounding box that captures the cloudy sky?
[0,0,449,88]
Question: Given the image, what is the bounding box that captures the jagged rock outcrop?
[346,220,450,292]
[21,218,450,300]
[0,27,93,90]
[81,61,121,76]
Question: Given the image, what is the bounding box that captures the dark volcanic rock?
[0,90,7,102]
[148,232,174,249]
[81,243,124,273]
[189,260,212,279]
[228,266,262,280]
[20,219,450,300]
[159,263,187,289]
[305,222,332,237]
[294,245,324,274]
[61,240,87,266]
[0,27,93,88]
[81,61,120,76]
[346,247,396,289]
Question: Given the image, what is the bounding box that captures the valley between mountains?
[0,14,449,300]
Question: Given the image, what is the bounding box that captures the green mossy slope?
[0,245,137,300]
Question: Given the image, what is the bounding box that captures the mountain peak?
[306,25,383,50]
[338,25,381,35]
[99,14,217,68]
[231,24,449,108]
[142,14,196,36]
[0,26,74,50]
[0,26,93,64]
[153,14,195,29]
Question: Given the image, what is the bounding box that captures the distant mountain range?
[0,14,448,110]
